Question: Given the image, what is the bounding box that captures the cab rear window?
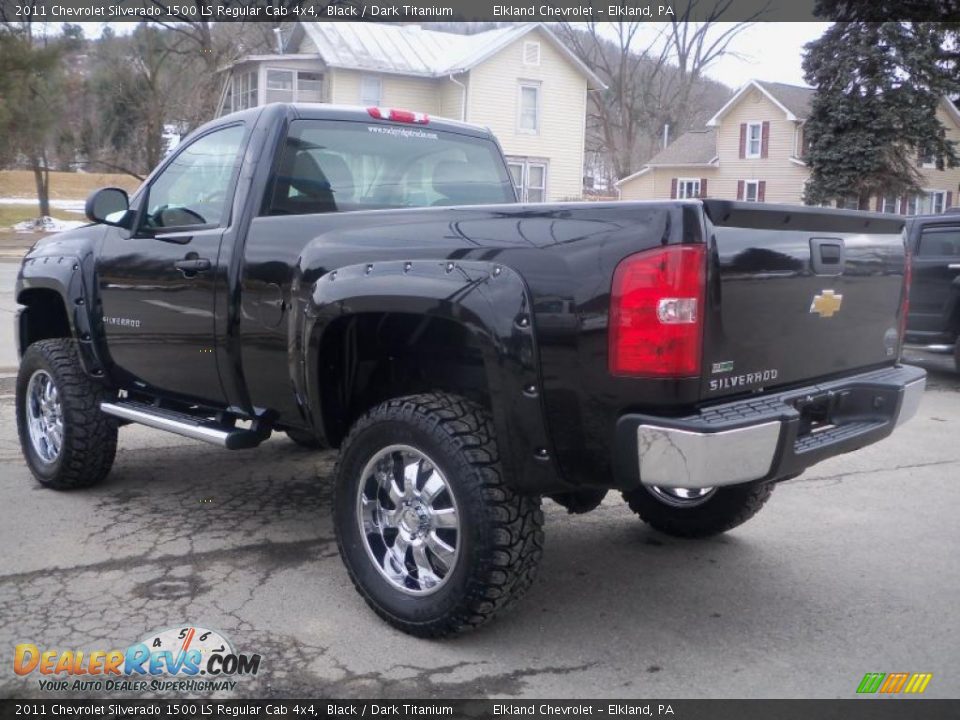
[265,119,515,215]
[917,228,960,257]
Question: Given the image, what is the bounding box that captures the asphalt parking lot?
[1,256,958,700]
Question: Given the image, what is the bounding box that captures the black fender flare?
[17,252,107,378]
[300,259,567,494]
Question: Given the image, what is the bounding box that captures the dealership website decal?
[13,627,261,693]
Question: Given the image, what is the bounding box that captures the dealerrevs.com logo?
[14,626,262,693]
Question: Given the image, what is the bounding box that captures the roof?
[615,129,718,187]
[707,79,813,126]
[645,128,718,166]
[295,22,604,89]
[756,81,814,120]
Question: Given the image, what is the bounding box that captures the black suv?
[905,212,960,371]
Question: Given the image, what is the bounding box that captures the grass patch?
[0,170,141,200]
[0,206,85,230]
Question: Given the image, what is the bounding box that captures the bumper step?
[100,401,269,449]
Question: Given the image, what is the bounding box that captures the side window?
[144,125,245,230]
[360,76,382,106]
[917,229,960,257]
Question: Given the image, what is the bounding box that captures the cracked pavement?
[1,287,958,697]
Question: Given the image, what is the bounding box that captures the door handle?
[174,258,211,272]
[948,263,960,270]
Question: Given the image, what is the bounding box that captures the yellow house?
[217,22,604,202]
[617,79,960,214]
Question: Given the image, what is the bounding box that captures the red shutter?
[670,178,678,199]
[700,178,707,198]
[947,191,954,209]
[899,196,908,215]
[875,196,882,212]
[761,121,770,159]
[739,124,746,159]
[758,181,766,202]
[737,180,745,200]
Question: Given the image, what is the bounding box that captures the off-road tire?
[285,428,325,449]
[622,482,774,538]
[16,339,118,489]
[333,392,544,637]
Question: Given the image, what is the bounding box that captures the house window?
[507,158,548,202]
[924,190,947,215]
[266,69,325,104]
[744,180,761,202]
[906,195,919,215]
[523,41,541,66]
[881,195,898,214]
[676,178,701,199]
[839,195,860,210]
[266,70,294,104]
[360,75,382,106]
[297,71,324,102]
[746,122,763,158]
[518,83,540,133]
[232,71,259,112]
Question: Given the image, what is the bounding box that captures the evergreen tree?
[802,18,960,206]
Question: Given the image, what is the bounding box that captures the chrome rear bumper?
[615,365,926,490]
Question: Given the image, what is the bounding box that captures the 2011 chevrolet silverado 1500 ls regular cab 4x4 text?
[14,104,925,636]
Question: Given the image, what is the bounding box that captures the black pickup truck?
[15,104,925,637]
[904,212,960,371]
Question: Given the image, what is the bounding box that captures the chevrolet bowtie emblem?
[810,290,843,318]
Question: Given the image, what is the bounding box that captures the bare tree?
[558,0,765,184]
[0,14,67,218]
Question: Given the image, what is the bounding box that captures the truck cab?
[904,213,960,370]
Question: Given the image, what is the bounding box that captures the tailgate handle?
[810,237,845,276]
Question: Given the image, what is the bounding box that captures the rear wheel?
[16,339,118,489]
[622,482,774,538]
[333,392,543,637]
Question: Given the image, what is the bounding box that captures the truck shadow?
[88,436,828,649]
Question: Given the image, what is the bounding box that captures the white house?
[217,22,605,202]
[617,79,959,214]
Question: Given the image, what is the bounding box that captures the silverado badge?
[810,290,843,318]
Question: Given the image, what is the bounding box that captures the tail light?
[367,107,430,124]
[898,243,912,359]
[609,245,707,377]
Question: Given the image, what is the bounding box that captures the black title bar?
[3,0,959,22]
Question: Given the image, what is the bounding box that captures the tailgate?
[700,201,908,400]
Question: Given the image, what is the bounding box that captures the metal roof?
[298,22,604,88]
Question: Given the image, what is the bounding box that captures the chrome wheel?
[647,485,716,508]
[356,444,460,595]
[26,370,63,464]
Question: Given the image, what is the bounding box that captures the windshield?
[265,119,516,215]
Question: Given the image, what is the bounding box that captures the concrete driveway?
[1,258,958,699]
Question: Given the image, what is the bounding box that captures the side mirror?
[85,187,131,227]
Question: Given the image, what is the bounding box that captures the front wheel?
[333,393,544,637]
[622,482,774,538]
[16,339,118,489]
